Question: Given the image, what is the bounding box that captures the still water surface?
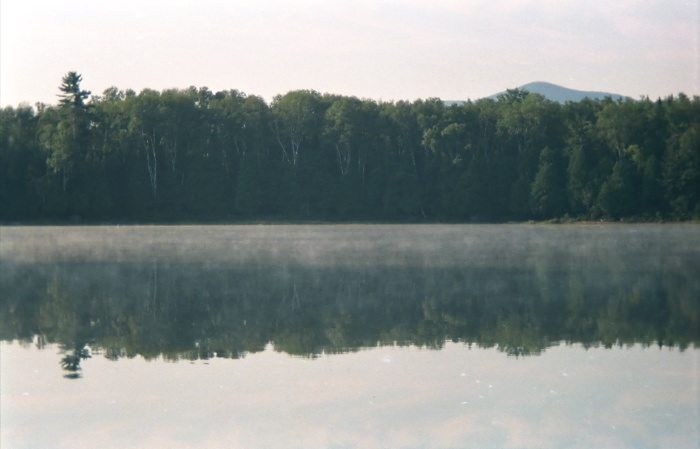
[1,224,699,449]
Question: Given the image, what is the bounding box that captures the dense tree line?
[1,72,699,222]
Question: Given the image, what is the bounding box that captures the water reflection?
[1,225,699,378]
[59,344,91,379]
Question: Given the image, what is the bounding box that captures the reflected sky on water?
[1,224,699,449]
[2,341,697,449]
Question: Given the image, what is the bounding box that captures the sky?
[1,0,698,107]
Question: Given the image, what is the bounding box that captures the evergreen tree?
[58,72,91,109]
[530,146,568,218]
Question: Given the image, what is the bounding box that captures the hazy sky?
[1,0,698,107]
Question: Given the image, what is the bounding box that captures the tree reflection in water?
[60,344,91,379]
[0,225,698,378]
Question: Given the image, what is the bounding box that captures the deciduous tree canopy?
[1,73,699,222]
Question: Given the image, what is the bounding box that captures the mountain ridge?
[485,81,629,103]
[445,81,629,105]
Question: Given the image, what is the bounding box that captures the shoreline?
[1,219,698,227]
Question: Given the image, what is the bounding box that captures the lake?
[1,224,698,449]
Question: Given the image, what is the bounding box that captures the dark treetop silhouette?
[1,72,699,223]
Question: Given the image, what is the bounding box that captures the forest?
[1,72,699,223]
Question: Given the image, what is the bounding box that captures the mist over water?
[3,224,697,267]
[2,224,698,355]
[1,224,698,449]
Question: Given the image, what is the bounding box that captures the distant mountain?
[484,81,629,103]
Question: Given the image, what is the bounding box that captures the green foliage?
[597,158,638,218]
[58,72,91,108]
[2,244,697,363]
[664,123,700,219]
[530,146,567,218]
[1,74,699,223]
